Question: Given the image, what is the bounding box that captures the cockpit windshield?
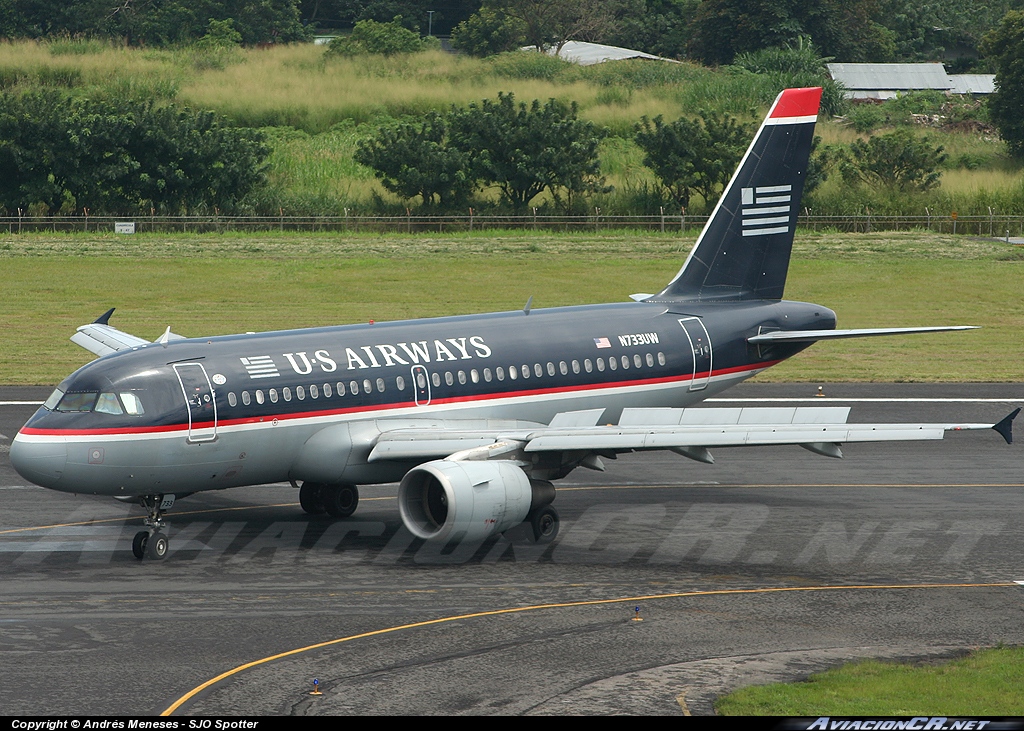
[47,390,146,415]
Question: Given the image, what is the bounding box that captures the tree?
[492,0,615,54]
[687,0,895,64]
[604,0,698,59]
[0,90,269,214]
[981,10,1024,157]
[634,112,751,209]
[841,128,946,191]
[449,92,606,210]
[354,111,474,207]
[450,7,525,57]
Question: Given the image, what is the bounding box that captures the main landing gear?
[298,482,359,518]
[132,494,173,561]
[527,505,559,543]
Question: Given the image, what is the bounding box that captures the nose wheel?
[132,494,174,561]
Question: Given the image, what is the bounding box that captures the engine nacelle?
[399,460,547,543]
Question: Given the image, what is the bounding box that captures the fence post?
[83,207,88,233]
[532,207,537,231]
[989,206,994,237]
[659,206,665,233]
[17,208,21,234]
[925,207,930,232]
[406,207,412,234]
[680,207,685,233]
[594,207,600,232]
[469,207,473,233]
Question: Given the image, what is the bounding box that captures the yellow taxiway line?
[161,581,1015,716]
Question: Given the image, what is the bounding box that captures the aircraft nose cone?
[10,433,67,489]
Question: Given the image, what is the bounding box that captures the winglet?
[94,307,116,325]
[992,407,1020,445]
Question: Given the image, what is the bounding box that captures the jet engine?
[398,460,554,543]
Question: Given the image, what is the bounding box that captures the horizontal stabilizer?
[70,309,186,357]
[747,326,977,344]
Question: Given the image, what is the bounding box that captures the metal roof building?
[537,41,677,66]
[827,63,996,99]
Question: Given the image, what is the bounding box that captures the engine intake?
[398,460,550,543]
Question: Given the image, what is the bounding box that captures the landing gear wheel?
[132,531,149,560]
[530,505,559,543]
[323,484,359,518]
[299,482,326,515]
[146,531,169,560]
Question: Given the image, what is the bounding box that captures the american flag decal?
[740,184,791,237]
[594,337,611,349]
[240,356,280,379]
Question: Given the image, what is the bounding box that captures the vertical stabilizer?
[654,87,822,302]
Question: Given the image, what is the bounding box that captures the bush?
[450,8,526,57]
[0,90,268,214]
[841,128,947,192]
[326,17,424,57]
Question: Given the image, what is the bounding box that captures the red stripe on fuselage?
[19,360,780,437]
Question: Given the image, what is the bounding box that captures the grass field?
[3,230,1022,386]
[716,648,1024,715]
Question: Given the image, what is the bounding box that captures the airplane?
[10,86,1018,561]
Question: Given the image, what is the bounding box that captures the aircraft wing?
[367,406,1018,464]
[747,326,977,343]
[70,308,186,357]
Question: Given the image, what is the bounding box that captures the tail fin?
[654,87,822,302]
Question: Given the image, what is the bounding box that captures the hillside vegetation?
[0,41,1020,218]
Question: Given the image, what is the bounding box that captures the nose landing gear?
[131,494,174,560]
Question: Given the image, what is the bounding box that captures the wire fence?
[2,211,1023,238]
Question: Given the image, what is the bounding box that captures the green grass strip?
[716,647,1024,716]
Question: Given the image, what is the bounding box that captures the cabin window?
[95,393,123,415]
[228,392,237,407]
[363,379,373,394]
[657,352,666,366]
[376,378,385,392]
[534,363,543,378]
[324,383,333,398]
[471,369,480,384]
[283,387,292,401]
[608,357,618,371]
[562,361,571,375]
[241,391,251,406]
[350,380,360,395]
[521,365,530,379]
[457,370,467,385]
[584,359,593,373]
[646,353,654,367]
[337,382,345,396]
[432,372,441,387]
[483,368,492,382]
[310,384,319,399]
[445,371,454,386]
[256,390,265,405]
[621,356,630,369]
[296,386,305,400]
[55,392,98,412]
[269,388,279,403]
[416,372,427,389]
[497,366,506,381]
[546,362,555,376]
[596,358,605,372]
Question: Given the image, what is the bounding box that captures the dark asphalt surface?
[1,383,1022,716]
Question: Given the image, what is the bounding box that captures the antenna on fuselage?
[158,326,172,347]
[523,296,533,316]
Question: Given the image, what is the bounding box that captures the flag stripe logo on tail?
[240,356,280,379]
[741,185,792,237]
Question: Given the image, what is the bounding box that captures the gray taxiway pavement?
[1,383,1023,716]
